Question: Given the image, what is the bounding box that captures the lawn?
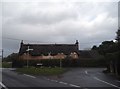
[16,66,67,76]
[1,62,12,68]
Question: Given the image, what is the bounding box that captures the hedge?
[12,58,106,68]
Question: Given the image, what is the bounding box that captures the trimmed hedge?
[12,58,106,68]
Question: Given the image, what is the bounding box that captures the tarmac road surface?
[1,68,120,89]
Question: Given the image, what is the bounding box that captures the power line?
[2,37,48,43]
[2,37,103,44]
[2,37,22,41]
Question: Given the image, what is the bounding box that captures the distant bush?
[16,67,66,75]
[2,62,12,68]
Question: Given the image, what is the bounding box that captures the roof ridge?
[23,44,76,45]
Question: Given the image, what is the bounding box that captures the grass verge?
[2,62,12,68]
[16,67,67,76]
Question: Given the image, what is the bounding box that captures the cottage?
[19,40,79,60]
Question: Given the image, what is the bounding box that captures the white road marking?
[85,70,88,74]
[97,73,102,75]
[47,78,50,80]
[94,77,120,89]
[45,77,80,87]
[116,80,120,83]
[50,80,58,82]
[0,82,8,89]
[23,74,36,78]
[69,84,81,87]
[59,81,68,85]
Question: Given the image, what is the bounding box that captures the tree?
[92,45,97,50]
[91,28,120,76]
[115,28,120,75]
[97,41,115,55]
[3,53,18,62]
[116,28,120,43]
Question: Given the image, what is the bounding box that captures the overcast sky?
[1,0,119,57]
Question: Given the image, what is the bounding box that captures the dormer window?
[74,52,76,54]
[61,53,64,54]
[48,52,51,56]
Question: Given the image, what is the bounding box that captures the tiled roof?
[19,41,79,56]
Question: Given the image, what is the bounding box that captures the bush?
[2,62,12,68]
[12,57,106,68]
[16,67,66,75]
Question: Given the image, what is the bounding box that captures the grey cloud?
[3,2,78,25]
[18,11,77,25]
[2,1,118,56]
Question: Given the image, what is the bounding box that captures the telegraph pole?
[59,53,62,68]
[0,49,3,60]
[60,58,62,68]
[2,49,3,60]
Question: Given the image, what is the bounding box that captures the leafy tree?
[92,45,97,50]
[3,53,18,62]
[116,28,120,43]
[98,41,115,55]
[91,28,120,75]
[115,28,120,75]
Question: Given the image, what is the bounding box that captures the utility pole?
[60,58,62,68]
[0,49,3,68]
[0,49,3,60]
[2,49,3,60]
[59,53,62,68]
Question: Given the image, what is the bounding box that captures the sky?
[1,0,119,57]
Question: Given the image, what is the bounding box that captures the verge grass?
[16,66,67,76]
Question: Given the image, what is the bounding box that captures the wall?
[19,52,78,60]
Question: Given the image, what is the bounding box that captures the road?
[1,68,120,89]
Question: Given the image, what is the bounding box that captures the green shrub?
[2,62,12,68]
